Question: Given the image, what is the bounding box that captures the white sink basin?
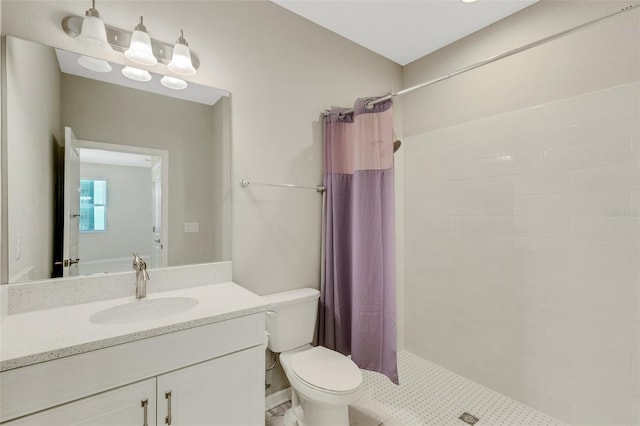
[89,297,199,325]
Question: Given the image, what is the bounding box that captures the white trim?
[266,387,291,411]
[8,266,35,283]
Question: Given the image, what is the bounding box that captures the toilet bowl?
[263,288,363,426]
[280,345,363,426]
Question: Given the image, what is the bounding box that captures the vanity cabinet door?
[3,378,156,426]
[157,345,264,426]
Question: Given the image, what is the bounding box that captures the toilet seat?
[290,346,362,394]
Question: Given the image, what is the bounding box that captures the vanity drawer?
[0,313,265,423]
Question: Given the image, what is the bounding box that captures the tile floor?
[266,351,566,426]
[265,398,400,426]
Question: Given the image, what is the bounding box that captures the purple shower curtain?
[319,98,398,384]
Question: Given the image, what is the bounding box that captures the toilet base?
[279,347,363,426]
[287,389,350,426]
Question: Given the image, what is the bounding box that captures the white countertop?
[0,282,269,372]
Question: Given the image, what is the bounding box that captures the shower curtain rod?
[240,179,326,193]
[325,3,639,117]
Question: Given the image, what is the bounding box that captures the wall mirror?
[1,36,231,284]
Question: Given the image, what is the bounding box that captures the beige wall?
[210,97,227,262]
[5,36,61,282]
[403,0,640,136]
[4,0,637,420]
[0,0,4,283]
[402,1,639,424]
[1,0,402,395]
[61,74,222,267]
[1,0,402,294]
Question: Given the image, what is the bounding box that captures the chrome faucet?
[132,253,149,299]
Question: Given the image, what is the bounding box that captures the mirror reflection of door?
[62,127,80,277]
[62,138,169,276]
[151,159,163,269]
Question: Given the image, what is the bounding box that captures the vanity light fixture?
[167,30,197,76]
[122,66,152,82]
[161,75,188,90]
[124,16,158,66]
[62,3,200,73]
[77,55,112,73]
[462,0,477,3]
[76,0,113,52]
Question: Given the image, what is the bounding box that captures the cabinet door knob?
[165,391,172,425]
[141,399,149,426]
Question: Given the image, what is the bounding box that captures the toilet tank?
[263,288,320,353]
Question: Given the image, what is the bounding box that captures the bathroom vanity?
[0,281,268,425]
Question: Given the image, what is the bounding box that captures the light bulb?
[76,1,113,52]
[161,76,188,90]
[122,66,152,82]
[124,17,158,66]
[167,30,196,76]
[77,55,112,73]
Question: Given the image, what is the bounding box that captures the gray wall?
[401,1,639,424]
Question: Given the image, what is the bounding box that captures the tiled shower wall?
[403,82,639,426]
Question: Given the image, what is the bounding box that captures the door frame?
[63,127,81,277]
[76,139,169,268]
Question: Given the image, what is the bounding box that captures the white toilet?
[264,288,363,426]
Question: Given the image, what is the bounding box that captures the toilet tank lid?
[263,288,320,308]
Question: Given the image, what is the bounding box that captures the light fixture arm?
[135,16,148,33]
[85,0,100,18]
[62,14,200,69]
[177,29,188,46]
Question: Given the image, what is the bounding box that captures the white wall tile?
[570,216,640,242]
[404,82,640,426]
[459,195,514,216]
[513,194,547,215]
[559,84,639,123]
[543,139,632,171]
[545,190,632,216]
[403,230,456,252]
[513,216,571,238]
[570,164,639,192]
[447,175,513,197]
[405,179,452,200]
[545,238,638,269]
[446,151,544,180]
[451,215,514,236]
[631,191,640,209]
[512,171,572,194]
[567,115,639,144]
[461,235,546,258]
[512,125,571,153]
[544,262,638,321]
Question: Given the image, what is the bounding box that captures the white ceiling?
[273,0,538,66]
